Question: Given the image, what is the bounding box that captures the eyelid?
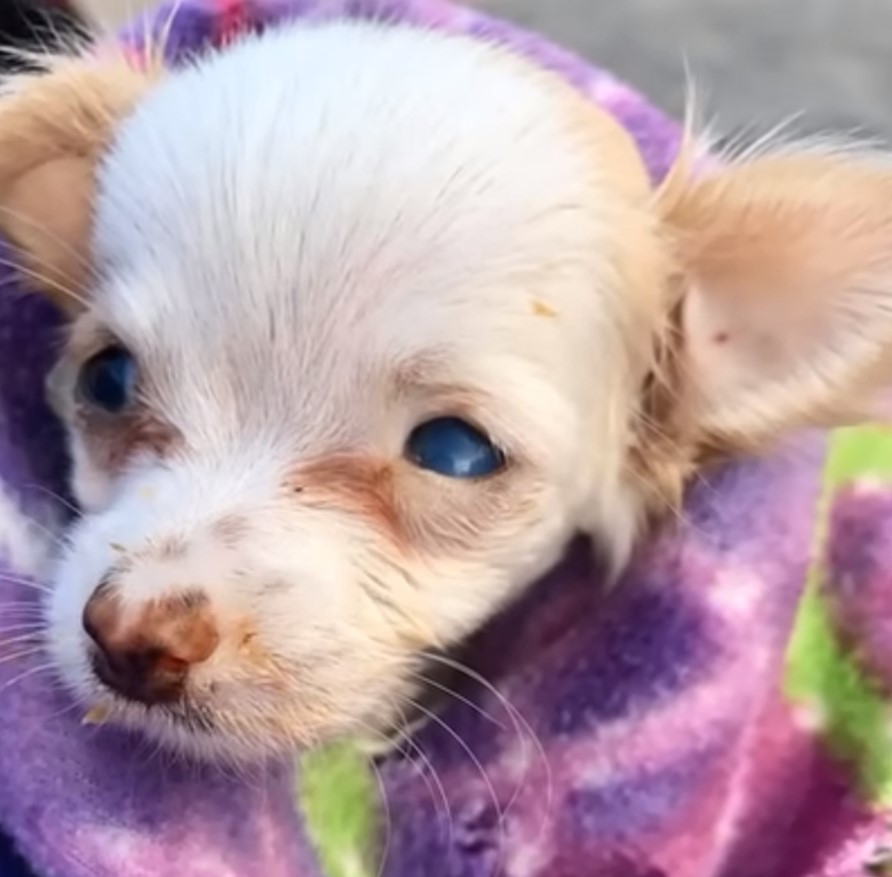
[394,364,534,463]
[408,410,491,439]
[46,358,76,416]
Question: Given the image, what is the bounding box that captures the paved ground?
[81,0,892,138]
[500,0,892,139]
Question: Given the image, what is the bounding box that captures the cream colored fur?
[0,21,891,761]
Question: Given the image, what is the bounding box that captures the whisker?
[0,615,46,627]
[134,0,152,73]
[220,745,265,794]
[381,704,454,850]
[39,693,85,724]
[405,697,506,873]
[0,632,43,649]
[17,516,69,553]
[0,205,96,283]
[407,668,506,731]
[0,603,46,615]
[350,719,398,877]
[134,726,168,772]
[153,0,186,68]
[0,574,52,594]
[0,660,56,695]
[0,255,91,310]
[368,757,392,877]
[421,652,554,841]
[0,647,45,667]
[0,582,47,598]
[215,748,249,787]
[23,483,82,519]
[0,622,47,635]
[0,512,72,570]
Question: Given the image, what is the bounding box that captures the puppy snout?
[83,581,219,705]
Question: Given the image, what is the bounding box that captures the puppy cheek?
[46,362,115,510]
[68,432,116,512]
[44,526,114,700]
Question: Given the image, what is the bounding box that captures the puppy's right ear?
[656,147,892,451]
[0,53,158,314]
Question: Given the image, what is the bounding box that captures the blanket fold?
[0,2,890,875]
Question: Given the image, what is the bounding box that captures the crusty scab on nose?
[83,577,220,705]
[84,582,219,659]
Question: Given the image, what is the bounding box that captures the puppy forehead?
[94,22,630,333]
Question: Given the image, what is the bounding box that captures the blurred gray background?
[501,0,892,140]
[81,0,892,138]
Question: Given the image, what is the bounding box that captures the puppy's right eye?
[405,417,505,479]
[78,346,137,414]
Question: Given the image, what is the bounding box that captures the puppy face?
[20,23,662,759]
[3,22,892,762]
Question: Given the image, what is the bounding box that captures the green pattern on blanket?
[786,425,892,807]
[298,741,379,877]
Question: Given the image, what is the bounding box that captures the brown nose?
[82,582,220,705]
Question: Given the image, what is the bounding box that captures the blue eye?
[78,346,137,413]
[406,417,505,478]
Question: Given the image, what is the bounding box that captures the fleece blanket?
[1,1,892,875]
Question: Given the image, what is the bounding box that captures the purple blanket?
[1,1,890,875]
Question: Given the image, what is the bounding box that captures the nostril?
[153,650,191,680]
[89,643,191,705]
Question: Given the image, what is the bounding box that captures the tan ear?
[658,149,892,451]
[0,53,158,313]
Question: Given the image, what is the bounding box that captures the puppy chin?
[76,696,276,764]
[69,685,412,765]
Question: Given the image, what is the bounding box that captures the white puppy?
[0,20,891,762]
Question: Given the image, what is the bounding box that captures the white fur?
[0,485,54,578]
[46,20,653,760]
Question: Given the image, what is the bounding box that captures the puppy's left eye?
[405,417,505,478]
[78,346,137,414]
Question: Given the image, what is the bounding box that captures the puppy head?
[3,22,892,762]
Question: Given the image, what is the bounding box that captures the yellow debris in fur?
[531,299,558,318]
[82,704,110,726]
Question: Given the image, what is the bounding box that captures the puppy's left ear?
[0,53,157,313]
[660,150,892,452]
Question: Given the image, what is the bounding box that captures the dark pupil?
[80,347,135,413]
